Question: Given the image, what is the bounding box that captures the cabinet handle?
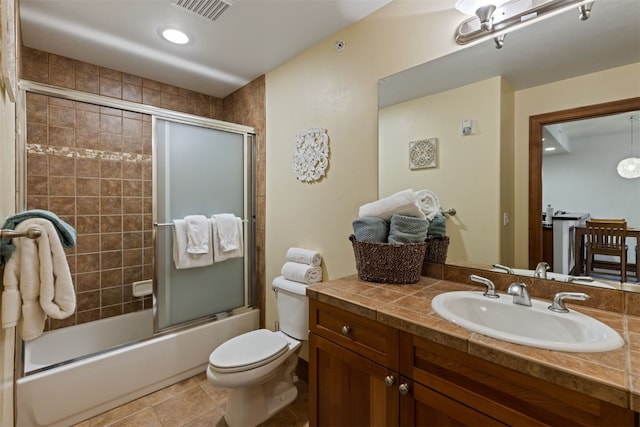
[399,383,410,395]
[341,325,351,335]
[384,375,395,387]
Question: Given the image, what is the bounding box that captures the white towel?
[272,275,309,294]
[185,215,210,254]
[172,219,213,269]
[211,216,244,262]
[281,261,322,284]
[212,214,241,252]
[1,218,75,341]
[415,189,442,221]
[358,188,425,220]
[285,247,322,267]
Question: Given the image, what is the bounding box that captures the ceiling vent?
[171,0,232,22]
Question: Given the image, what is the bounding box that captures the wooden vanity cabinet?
[400,332,636,427]
[309,299,637,427]
[309,300,399,426]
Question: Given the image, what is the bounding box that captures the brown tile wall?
[21,47,266,330]
[222,75,266,326]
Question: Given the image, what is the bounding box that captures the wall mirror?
[378,0,640,290]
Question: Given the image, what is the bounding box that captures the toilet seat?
[209,329,289,373]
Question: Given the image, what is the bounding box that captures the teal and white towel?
[0,209,77,267]
[427,214,447,237]
[352,217,389,243]
[388,214,429,244]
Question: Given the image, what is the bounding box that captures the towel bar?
[0,227,42,239]
[442,208,457,217]
[154,219,249,227]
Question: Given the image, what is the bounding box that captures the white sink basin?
[431,291,624,353]
[490,268,617,289]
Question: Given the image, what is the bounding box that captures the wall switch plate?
[461,119,474,136]
[503,212,510,226]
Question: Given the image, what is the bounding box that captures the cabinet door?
[309,333,399,427]
[399,378,507,427]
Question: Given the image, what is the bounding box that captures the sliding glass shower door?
[154,118,253,330]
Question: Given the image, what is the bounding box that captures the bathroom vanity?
[307,272,640,426]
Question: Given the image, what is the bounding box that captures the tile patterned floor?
[72,372,309,427]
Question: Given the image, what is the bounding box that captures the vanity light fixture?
[160,28,191,45]
[617,115,640,179]
[454,0,595,49]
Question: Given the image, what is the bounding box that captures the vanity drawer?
[310,299,398,369]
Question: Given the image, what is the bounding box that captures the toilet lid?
[209,329,289,373]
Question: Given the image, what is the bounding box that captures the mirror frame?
[528,96,640,269]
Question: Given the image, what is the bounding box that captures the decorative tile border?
[27,143,151,163]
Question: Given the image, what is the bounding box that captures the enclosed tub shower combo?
[11,82,258,427]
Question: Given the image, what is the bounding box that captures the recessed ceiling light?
[160,28,190,45]
[544,147,556,152]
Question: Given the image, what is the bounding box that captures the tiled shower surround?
[25,93,154,328]
[21,47,266,331]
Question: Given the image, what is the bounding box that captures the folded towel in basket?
[358,189,425,221]
[281,261,322,284]
[285,247,322,267]
[388,214,429,244]
[427,214,447,237]
[352,217,389,243]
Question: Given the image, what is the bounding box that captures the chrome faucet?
[492,264,514,275]
[548,292,589,313]
[507,282,531,307]
[470,274,499,299]
[534,262,550,279]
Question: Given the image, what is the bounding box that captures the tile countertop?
[306,274,640,412]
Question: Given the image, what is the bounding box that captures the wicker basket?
[349,235,427,284]
[424,236,450,264]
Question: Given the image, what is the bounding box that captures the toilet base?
[223,352,300,427]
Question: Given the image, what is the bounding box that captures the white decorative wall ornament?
[409,138,438,170]
[293,127,330,183]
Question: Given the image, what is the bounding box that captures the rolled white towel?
[358,188,425,220]
[281,261,322,284]
[285,247,322,267]
[415,189,441,221]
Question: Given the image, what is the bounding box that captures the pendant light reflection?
[617,115,640,179]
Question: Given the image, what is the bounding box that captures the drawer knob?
[384,375,395,387]
[341,325,351,335]
[399,383,410,395]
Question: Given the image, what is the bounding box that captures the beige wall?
[264,1,462,348]
[513,63,640,267]
[379,77,505,265]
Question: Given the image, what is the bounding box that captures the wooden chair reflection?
[585,219,627,282]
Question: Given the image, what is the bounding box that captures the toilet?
[207,278,309,427]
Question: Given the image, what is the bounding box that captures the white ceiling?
[378,0,640,108]
[20,0,392,98]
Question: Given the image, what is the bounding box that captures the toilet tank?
[273,278,309,340]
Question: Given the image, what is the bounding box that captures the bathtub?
[16,308,259,427]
